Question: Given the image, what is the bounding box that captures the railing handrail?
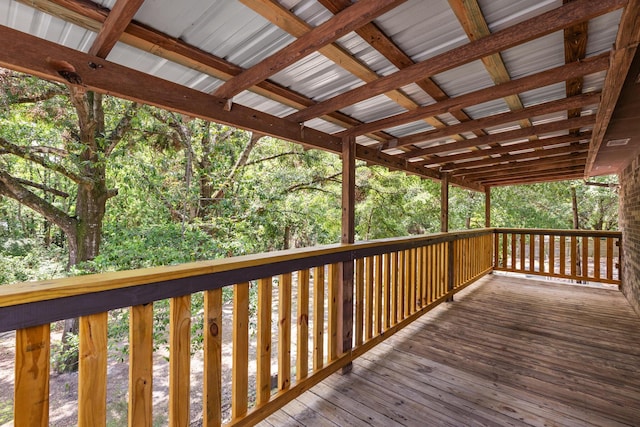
[495,227,621,238]
[0,228,492,333]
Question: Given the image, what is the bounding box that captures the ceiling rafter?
[316,0,484,140]
[422,132,592,167]
[213,0,406,100]
[466,159,587,182]
[402,115,595,160]
[481,170,586,186]
[452,152,589,178]
[19,0,396,143]
[479,165,586,184]
[87,0,144,58]
[448,0,532,133]
[445,143,589,172]
[392,92,600,149]
[236,0,457,137]
[342,53,609,137]
[286,0,625,123]
[563,0,590,134]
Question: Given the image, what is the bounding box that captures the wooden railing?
[0,229,492,427]
[493,228,621,285]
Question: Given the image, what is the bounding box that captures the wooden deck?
[260,274,640,427]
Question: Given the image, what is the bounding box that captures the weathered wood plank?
[203,289,222,427]
[354,258,364,347]
[129,303,153,427]
[297,269,310,381]
[14,324,50,427]
[169,295,191,426]
[278,274,292,391]
[78,312,108,427]
[313,266,324,371]
[256,278,272,405]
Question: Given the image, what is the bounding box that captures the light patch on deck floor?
[260,275,640,426]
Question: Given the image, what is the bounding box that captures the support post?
[485,186,491,228]
[339,135,355,373]
[441,174,449,233]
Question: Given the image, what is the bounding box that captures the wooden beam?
[585,0,640,176]
[391,92,600,149]
[87,0,145,58]
[479,165,586,183]
[0,25,458,183]
[402,115,595,159]
[453,152,588,178]
[485,187,491,228]
[343,53,609,137]
[317,0,484,139]
[339,136,355,369]
[423,132,591,166]
[287,0,625,123]
[481,170,585,186]
[20,0,390,140]
[446,143,588,172]
[563,0,589,133]
[448,0,532,131]
[213,0,407,99]
[465,157,587,181]
[236,0,452,135]
[441,174,449,233]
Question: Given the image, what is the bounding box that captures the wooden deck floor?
[260,274,640,427]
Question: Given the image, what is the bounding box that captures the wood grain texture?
[256,278,272,405]
[78,312,108,427]
[129,303,153,427]
[203,289,222,427]
[297,270,310,381]
[169,295,191,427]
[312,266,325,371]
[232,282,250,419]
[14,324,50,427]
[278,274,292,391]
[263,275,640,427]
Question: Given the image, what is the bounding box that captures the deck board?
[260,275,640,426]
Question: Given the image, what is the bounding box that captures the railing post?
[447,239,455,302]
[339,135,355,373]
[441,173,449,233]
[485,186,491,228]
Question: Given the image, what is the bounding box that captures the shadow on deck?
[261,275,640,426]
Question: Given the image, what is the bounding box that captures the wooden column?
[339,135,355,373]
[485,186,491,228]
[441,174,449,233]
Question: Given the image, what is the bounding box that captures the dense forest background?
[0,70,619,287]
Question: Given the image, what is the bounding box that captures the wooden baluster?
[398,250,406,320]
[328,264,339,362]
[427,245,434,304]
[365,256,374,340]
[407,249,415,315]
[519,233,525,271]
[539,234,546,274]
[529,234,535,272]
[297,270,310,381]
[494,232,499,268]
[594,237,601,281]
[549,235,556,275]
[510,233,516,270]
[14,324,50,427]
[559,236,566,276]
[383,253,391,329]
[391,252,398,325]
[78,312,108,427]
[256,278,272,406]
[278,274,292,390]
[232,283,250,419]
[203,290,222,427]
[501,233,508,269]
[606,237,614,281]
[355,258,364,347]
[571,236,578,278]
[375,254,383,334]
[421,246,428,306]
[130,304,154,427]
[169,295,191,427]
[313,266,324,371]
[582,236,589,279]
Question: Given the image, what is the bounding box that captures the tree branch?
[11,88,67,104]
[0,137,92,185]
[105,102,139,156]
[0,169,75,234]
[245,151,301,166]
[210,132,263,202]
[286,172,342,193]
[14,177,69,198]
